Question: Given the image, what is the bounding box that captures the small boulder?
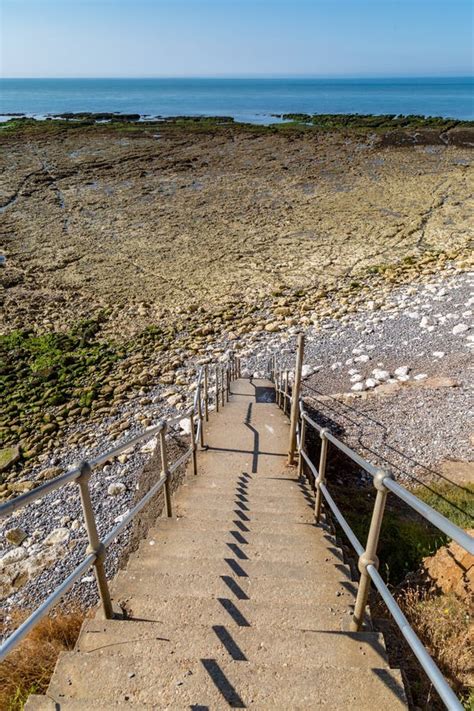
[0,548,28,567]
[107,482,126,497]
[39,466,62,481]
[5,527,27,546]
[44,528,70,546]
[0,445,20,474]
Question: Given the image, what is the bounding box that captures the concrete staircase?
[26,379,407,709]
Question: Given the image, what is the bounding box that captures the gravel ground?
[1,264,472,627]
[246,265,473,485]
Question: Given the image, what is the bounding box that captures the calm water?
[0,77,473,123]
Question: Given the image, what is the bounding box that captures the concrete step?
[76,618,388,668]
[172,502,314,525]
[47,650,407,709]
[178,475,313,495]
[105,592,353,631]
[143,524,339,548]
[133,533,339,566]
[26,699,133,711]
[110,569,357,605]
[154,514,323,536]
[177,491,315,516]
[125,552,352,583]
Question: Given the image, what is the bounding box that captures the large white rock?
[179,418,192,435]
[354,354,370,363]
[43,528,70,546]
[394,366,410,377]
[372,369,390,381]
[0,548,28,567]
[452,323,469,335]
[107,482,126,497]
[351,382,365,392]
[365,378,379,389]
[141,436,158,454]
[301,365,314,379]
[350,374,363,383]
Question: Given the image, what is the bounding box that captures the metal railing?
[271,335,473,711]
[0,355,241,662]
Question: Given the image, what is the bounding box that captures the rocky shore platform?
[0,118,472,622]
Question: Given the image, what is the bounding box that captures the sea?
[0,77,473,123]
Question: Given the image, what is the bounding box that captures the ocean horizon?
[1,76,473,123]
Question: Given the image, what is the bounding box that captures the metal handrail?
[0,355,240,662]
[271,341,472,711]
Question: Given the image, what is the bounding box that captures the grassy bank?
[0,607,84,710]
[304,430,473,708]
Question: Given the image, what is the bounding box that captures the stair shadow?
[229,530,248,544]
[224,558,248,577]
[218,598,250,627]
[221,575,249,600]
[244,403,259,473]
[226,543,248,560]
[212,625,247,661]
[233,520,250,532]
[372,667,408,704]
[201,659,246,708]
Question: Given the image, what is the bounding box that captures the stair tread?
[103,593,354,630]
[76,618,387,667]
[48,651,407,709]
[110,569,357,604]
[125,552,352,582]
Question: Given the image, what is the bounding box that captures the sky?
[1,0,473,79]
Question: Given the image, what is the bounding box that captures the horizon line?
[1,73,473,81]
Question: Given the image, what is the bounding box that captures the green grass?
[413,482,474,529]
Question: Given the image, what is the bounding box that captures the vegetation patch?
[0,607,84,710]
[0,314,120,460]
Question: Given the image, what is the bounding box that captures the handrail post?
[77,461,113,619]
[159,422,172,517]
[221,366,226,407]
[190,412,198,475]
[215,367,219,413]
[314,428,328,522]
[288,334,304,465]
[197,385,205,448]
[226,366,230,401]
[351,470,392,631]
[204,365,209,421]
[284,370,289,415]
[297,415,306,479]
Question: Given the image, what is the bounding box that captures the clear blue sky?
[1,0,473,78]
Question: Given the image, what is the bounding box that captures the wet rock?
[0,445,20,473]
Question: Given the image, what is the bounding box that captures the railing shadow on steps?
[270,334,474,711]
[0,356,242,661]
